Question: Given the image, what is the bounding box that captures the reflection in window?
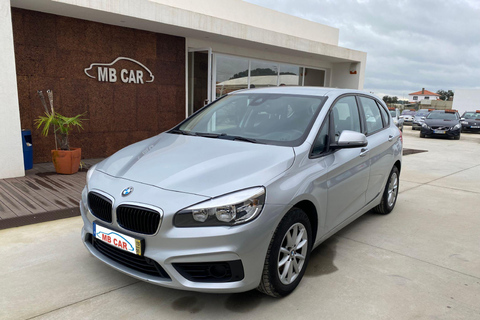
[215,55,249,98]
[278,64,303,86]
[250,60,278,88]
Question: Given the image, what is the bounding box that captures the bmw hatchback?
[81,87,402,297]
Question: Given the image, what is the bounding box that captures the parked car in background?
[400,110,415,124]
[420,109,461,140]
[80,87,402,298]
[388,107,404,131]
[412,109,431,130]
[460,111,480,133]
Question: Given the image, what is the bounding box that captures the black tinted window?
[312,120,329,156]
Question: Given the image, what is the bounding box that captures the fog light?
[209,264,228,278]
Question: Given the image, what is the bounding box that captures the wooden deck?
[0,159,103,230]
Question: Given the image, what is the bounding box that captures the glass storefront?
[214,54,325,98]
[215,55,249,99]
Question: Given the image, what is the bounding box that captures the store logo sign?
[84,57,154,84]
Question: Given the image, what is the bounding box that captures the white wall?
[452,89,480,115]
[0,0,24,179]
[331,62,365,90]
[151,0,339,46]
[408,95,438,102]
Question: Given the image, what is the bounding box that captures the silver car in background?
[81,87,402,297]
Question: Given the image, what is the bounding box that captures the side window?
[312,119,329,156]
[377,102,389,127]
[331,96,361,143]
[359,97,383,134]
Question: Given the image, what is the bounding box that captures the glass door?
[188,48,212,115]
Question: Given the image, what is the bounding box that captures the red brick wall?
[12,8,186,163]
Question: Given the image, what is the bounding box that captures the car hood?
[463,118,480,124]
[95,133,295,197]
[424,119,458,126]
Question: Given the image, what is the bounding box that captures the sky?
[244,0,480,99]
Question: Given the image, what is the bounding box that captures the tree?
[436,89,454,101]
[382,95,399,104]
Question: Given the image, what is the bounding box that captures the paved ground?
[1,128,480,320]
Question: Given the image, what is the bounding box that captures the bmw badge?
[122,187,134,196]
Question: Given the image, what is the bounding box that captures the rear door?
[358,96,396,203]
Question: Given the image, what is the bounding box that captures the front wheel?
[257,208,312,297]
[373,166,399,215]
[420,132,425,138]
[454,135,460,140]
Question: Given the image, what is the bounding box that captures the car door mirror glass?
[333,130,368,149]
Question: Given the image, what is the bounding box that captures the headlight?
[453,123,461,130]
[174,187,266,227]
[86,164,97,184]
[461,121,468,125]
[422,123,429,128]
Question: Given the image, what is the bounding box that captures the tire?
[411,126,415,130]
[454,135,460,140]
[373,166,399,215]
[257,208,312,297]
[420,132,425,138]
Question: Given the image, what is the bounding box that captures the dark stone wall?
[12,8,186,163]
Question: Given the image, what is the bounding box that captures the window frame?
[356,95,389,136]
[309,94,364,159]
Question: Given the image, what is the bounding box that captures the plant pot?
[51,148,81,174]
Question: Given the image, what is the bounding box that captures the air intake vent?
[117,205,161,235]
[91,234,170,279]
[88,192,112,223]
[173,261,244,283]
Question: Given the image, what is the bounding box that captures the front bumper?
[461,124,480,132]
[420,126,461,137]
[80,176,283,293]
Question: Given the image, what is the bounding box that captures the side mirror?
[332,130,368,149]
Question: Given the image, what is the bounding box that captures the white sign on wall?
[84,57,154,84]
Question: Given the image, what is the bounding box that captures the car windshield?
[389,110,397,117]
[462,112,480,119]
[426,112,458,120]
[175,93,327,146]
[416,110,429,116]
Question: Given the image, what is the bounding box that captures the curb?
[0,207,80,230]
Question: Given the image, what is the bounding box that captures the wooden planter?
[51,148,81,174]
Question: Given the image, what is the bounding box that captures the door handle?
[388,135,394,142]
[359,148,369,157]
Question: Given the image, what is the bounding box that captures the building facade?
[0,0,367,179]
[408,88,440,103]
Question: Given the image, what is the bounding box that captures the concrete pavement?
[1,128,480,320]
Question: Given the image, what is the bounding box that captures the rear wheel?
[373,166,399,215]
[257,208,312,297]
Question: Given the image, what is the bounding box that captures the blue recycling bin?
[22,129,33,170]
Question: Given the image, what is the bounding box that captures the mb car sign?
[84,57,154,84]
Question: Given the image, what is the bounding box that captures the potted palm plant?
[35,90,87,174]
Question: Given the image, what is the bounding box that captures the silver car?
[81,87,402,297]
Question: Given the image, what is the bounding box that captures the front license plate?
[93,222,142,255]
[433,130,446,134]
[471,126,480,128]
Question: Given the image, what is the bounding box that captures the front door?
[188,48,212,115]
[324,95,369,231]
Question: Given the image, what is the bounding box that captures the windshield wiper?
[227,135,260,144]
[169,129,197,136]
[195,132,227,138]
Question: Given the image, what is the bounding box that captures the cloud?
[244,0,480,97]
